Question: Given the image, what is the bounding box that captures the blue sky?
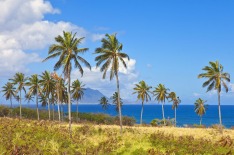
[1,0,234,105]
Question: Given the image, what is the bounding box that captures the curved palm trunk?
[174,107,177,127]
[116,73,123,134]
[36,90,39,121]
[218,91,222,125]
[68,75,72,138]
[48,95,51,120]
[76,100,79,123]
[19,90,22,120]
[140,101,144,125]
[162,102,165,125]
[200,116,202,125]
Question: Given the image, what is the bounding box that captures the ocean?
[7,104,234,128]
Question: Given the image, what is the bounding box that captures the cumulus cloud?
[0,0,88,76]
[71,59,138,100]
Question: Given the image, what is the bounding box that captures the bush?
[150,118,174,127]
[193,124,206,128]
[0,106,10,117]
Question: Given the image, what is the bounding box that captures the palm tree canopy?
[39,71,55,96]
[25,93,34,103]
[2,82,16,100]
[198,61,230,93]
[194,98,208,116]
[111,92,123,111]
[133,80,152,103]
[153,84,169,103]
[39,93,48,106]
[99,96,109,110]
[168,92,181,110]
[43,31,91,78]
[71,79,85,102]
[26,74,41,96]
[94,33,130,80]
[10,72,27,93]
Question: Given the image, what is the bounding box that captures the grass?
[0,117,234,154]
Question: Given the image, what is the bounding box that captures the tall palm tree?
[2,82,16,108]
[198,61,230,125]
[153,84,169,125]
[43,31,91,137]
[40,71,55,120]
[168,92,181,127]
[194,98,207,125]
[99,96,110,111]
[71,79,85,122]
[10,73,27,119]
[133,80,152,125]
[94,33,130,133]
[111,92,123,112]
[26,74,41,120]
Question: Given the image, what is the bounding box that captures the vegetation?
[133,80,152,125]
[0,117,233,154]
[194,98,208,125]
[10,72,27,119]
[2,82,16,108]
[99,96,110,111]
[95,33,130,133]
[43,31,91,137]
[153,84,169,125]
[168,92,181,126]
[71,79,85,122]
[198,61,230,125]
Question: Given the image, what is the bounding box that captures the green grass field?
[0,117,233,154]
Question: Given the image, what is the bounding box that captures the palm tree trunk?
[162,102,165,125]
[19,90,22,120]
[57,91,61,122]
[52,103,55,120]
[76,100,79,123]
[10,97,13,108]
[218,91,222,125]
[200,116,202,125]
[175,107,177,127]
[68,74,72,138]
[48,95,50,120]
[140,101,144,125]
[116,73,123,134]
[36,90,39,121]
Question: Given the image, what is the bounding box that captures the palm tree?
[40,71,55,120]
[2,82,16,108]
[10,73,27,119]
[153,84,169,125]
[111,92,123,112]
[198,61,230,125]
[51,72,65,122]
[24,94,34,107]
[94,33,130,133]
[71,79,85,122]
[133,80,152,125]
[194,98,207,125]
[26,74,41,120]
[99,97,110,111]
[168,92,181,126]
[43,31,91,137]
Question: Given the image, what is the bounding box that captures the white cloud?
[0,0,87,76]
[91,33,105,42]
[71,59,139,100]
[193,93,201,97]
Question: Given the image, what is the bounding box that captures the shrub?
[193,124,206,128]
